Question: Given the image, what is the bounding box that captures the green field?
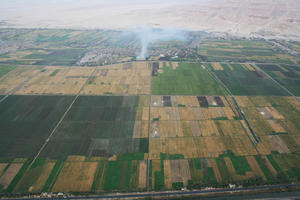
[40,96,147,159]
[0,95,74,158]
[258,64,300,96]
[207,63,288,96]
[152,62,227,95]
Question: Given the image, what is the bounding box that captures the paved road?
[4,183,300,200]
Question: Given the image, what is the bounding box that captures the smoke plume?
[133,26,185,59]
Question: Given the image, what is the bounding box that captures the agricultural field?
[0,65,16,77]
[257,64,300,96]
[198,39,298,64]
[149,95,260,190]
[0,62,150,95]
[0,95,74,158]
[152,62,227,95]
[235,96,300,155]
[0,29,138,66]
[0,60,300,196]
[0,66,43,94]
[80,62,150,95]
[40,95,148,159]
[206,63,288,96]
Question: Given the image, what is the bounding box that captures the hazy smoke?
[133,26,185,59]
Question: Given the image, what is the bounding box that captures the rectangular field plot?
[16,67,95,95]
[207,63,288,96]
[0,66,43,94]
[52,161,98,192]
[40,96,148,159]
[93,159,141,192]
[81,62,151,95]
[0,95,74,158]
[258,64,300,96]
[152,62,227,95]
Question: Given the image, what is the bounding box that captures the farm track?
[146,62,152,191]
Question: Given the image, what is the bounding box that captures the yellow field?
[242,63,256,71]
[30,162,56,193]
[235,96,254,107]
[224,157,255,181]
[209,159,222,182]
[267,120,286,133]
[158,121,184,138]
[195,137,226,157]
[0,62,151,95]
[198,120,219,137]
[138,160,147,189]
[175,96,199,107]
[52,161,98,192]
[0,66,42,94]
[246,156,266,180]
[81,62,150,95]
[0,163,23,189]
[151,107,180,121]
[169,159,191,186]
[149,137,199,159]
[66,155,86,162]
[16,67,95,95]
[0,163,8,176]
[215,120,246,136]
[133,120,149,138]
[257,135,290,154]
[151,159,161,187]
[212,63,224,70]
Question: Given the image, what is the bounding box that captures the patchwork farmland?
[0,61,300,197]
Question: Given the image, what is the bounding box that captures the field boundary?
[147,62,152,191]
[203,63,260,145]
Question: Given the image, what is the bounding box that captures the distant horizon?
[1,0,300,40]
